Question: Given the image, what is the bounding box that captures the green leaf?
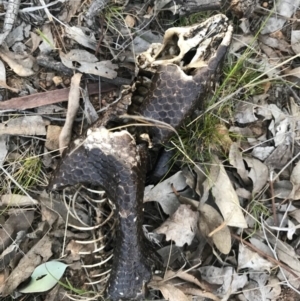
[19,261,68,293]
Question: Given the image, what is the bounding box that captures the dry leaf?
[0,46,35,77]
[65,26,97,50]
[229,143,251,185]
[234,102,257,124]
[2,236,52,296]
[0,116,47,136]
[150,282,189,301]
[155,204,198,247]
[39,24,55,53]
[251,146,274,161]
[238,243,274,272]
[0,60,18,92]
[144,171,187,215]
[60,49,117,78]
[125,15,135,27]
[260,0,300,35]
[244,157,269,194]
[210,158,247,228]
[198,204,231,254]
[243,272,281,301]
[199,266,247,297]
[1,194,38,206]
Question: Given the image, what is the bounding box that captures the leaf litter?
[1,0,300,300]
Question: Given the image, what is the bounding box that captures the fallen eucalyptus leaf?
[60,49,117,79]
[144,171,187,215]
[210,158,247,228]
[198,204,231,254]
[0,116,47,136]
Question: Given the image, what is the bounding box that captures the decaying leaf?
[199,266,247,297]
[198,204,231,254]
[155,204,198,247]
[60,49,117,78]
[238,243,274,272]
[1,194,38,206]
[0,60,18,92]
[0,46,35,77]
[229,142,251,185]
[38,24,55,53]
[260,0,300,35]
[234,102,257,124]
[65,26,98,51]
[144,171,187,215]
[58,0,81,22]
[0,116,48,136]
[251,146,274,161]
[149,281,189,301]
[244,157,268,194]
[210,158,247,228]
[2,235,53,296]
[0,211,34,253]
[243,272,281,301]
[273,180,293,199]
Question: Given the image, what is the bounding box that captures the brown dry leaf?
[198,204,231,254]
[125,15,135,27]
[60,49,117,78]
[2,235,53,296]
[238,242,274,272]
[264,143,292,170]
[229,142,251,185]
[39,192,87,227]
[1,194,38,206]
[0,211,34,253]
[0,116,48,136]
[243,157,269,194]
[155,204,198,247]
[30,31,41,53]
[0,60,18,92]
[58,0,81,22]
[243,272,281,301]
[65,26,98,51]
[39,24,55,53]
[0,46,35,77]
[150,281,190,301]
[59,73,82,154]
[199,266,247,297]
[144,171,187,215]
[164,269,208,291]
[210,158,247,228]
[234,102,257,124]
